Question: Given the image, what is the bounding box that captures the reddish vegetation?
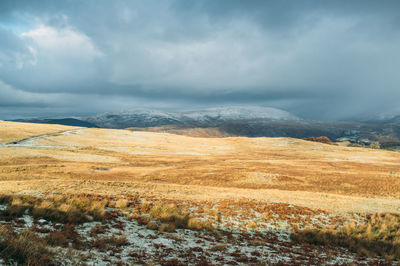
[303,136,333,145]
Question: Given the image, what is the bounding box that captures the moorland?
[1,120,400,265]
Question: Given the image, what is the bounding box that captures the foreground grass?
[2,192,397,264]
[0,194,216,264]
[0,194,106,224]
[0,226,55,265]
[292,212,400,260]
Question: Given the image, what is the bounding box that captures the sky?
[0,0,400,120]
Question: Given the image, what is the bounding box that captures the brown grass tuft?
[158,223,176,233]
[0,194,106,224]
[142,203,214,231]
[291,212,400,260]
[0,226,56,265]
[91,236,129,251]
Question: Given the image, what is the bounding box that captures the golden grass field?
[1,120,400,264]
[1,120,400,213]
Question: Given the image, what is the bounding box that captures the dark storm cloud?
[0,0,400,120]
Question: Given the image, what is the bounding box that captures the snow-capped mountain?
[80,106,300,128]
[83,109,182,129]
[180,106,300,123]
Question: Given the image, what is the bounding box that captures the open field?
[1,120,400,264]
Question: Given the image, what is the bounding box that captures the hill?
[14,118,98,128]
[1,120,399,203]
[1,121,400,264]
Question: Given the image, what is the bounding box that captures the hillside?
[1,120,400,204]
[0,120,79,144]
[1,121,400,264]
[82,106,300,128]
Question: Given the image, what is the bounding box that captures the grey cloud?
[0,1,400,120]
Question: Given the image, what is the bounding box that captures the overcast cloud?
[0,0,399,120]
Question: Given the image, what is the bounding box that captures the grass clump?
[44,231,69,247]
[32,205,88,224]
[0,194,107,224]
[158,223,176,233]
[141,202,214,231]
[148,203,189,229]
[0,225,56,265]
[115,199,129,209]
[187,218,214,231]
[291,213,400,260]
[91,236,129,251]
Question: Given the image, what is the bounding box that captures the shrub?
[369,141,381,149]
[303,136,333,145]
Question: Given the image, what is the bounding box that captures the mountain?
[81,106,300,129]
[180,106,299,125]
[83,109,182,129]
[9,106,400,150]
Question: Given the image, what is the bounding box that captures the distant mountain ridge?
[10,106,400,150]
[82,106,300,129]
[84,109,181,128]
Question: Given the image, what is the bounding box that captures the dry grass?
[187,217,214,231]
[139,202,214,231]
[148,203,188,227]
[44,230,69,247]
[0,194,106,224]
[292,212,400,260]
[0,226,55,265]
[1,122,400,200]
[1,121,400,218]
[129,125,235,138]
[0,120,78,144]
[115,199,129,209]
[91,236,129,251]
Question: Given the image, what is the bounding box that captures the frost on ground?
[0,195,395,265]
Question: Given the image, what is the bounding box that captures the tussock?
[0,226,55,265]
[0,194,106,224]
[292,212,400,260]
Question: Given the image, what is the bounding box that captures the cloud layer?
[1,0,400,120]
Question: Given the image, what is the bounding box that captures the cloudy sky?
[0,0,399,120]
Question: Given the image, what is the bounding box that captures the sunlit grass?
[292,212,400,260]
